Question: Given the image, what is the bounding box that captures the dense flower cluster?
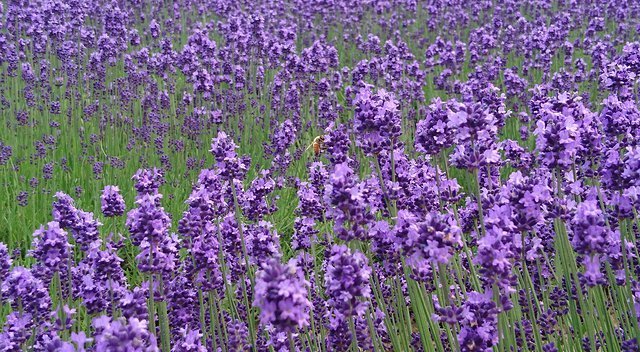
[253,259,311,333]
[101,185,126,217]
[571,199,613,286]
[325,245,371,318]
[1,0,640,351]
[92,316,158,352]
[353,86,402,156]
[29,221,71,286]
[415,97,453,156]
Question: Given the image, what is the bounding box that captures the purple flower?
[396,210,462,277]
[126,192,177,275]
[93,161,105,179]
[296,181,324,220]
[126,194,171,247]
[353,85,401,156]
[436,290,499,352]
[172,328,206,352]
[92,316,158,352]
[101,185,126,217]
[622,338,638,352]
[132,168,164,198]
[571,199,612,286]
[246,221,281,265]
[474,204,519,300]
[623,146,640,188]
[500,171,552,232]
[210,131,249,181]
[253,258,312,333]
[323,124,352,165]
[0,142,12,166]
[533,93,583,169]
[120,287,149,321]
[29,221,71,286]
[291,217,316,251]
[324,245,371,318]
[51,192,101,251]
[446,99,500,170]
[33,330,75,351]
[600,63,636,99]
[72,210,102,251]
[2,267,51,321]
[0,312,34,351]
[227,319,250,352]
[599,94,640,137]
[415,97,454,155]
[189,222,222,291]
[136,234,179,275]
[0,243,11,281]
[73,240,127,315]
[16,191,28,207]
[52,192,80,229]
[165,268,200,338]
[43,163,54,180]
[241,170,277,221]
[324,162,373,242]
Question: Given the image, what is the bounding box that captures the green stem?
[148,273,157,340]
[374,157,397,218]
[157,278,171,352]
[473,168,486,235]
[288,331,296,352]
[348,316,358,352]
[230,179,257,349]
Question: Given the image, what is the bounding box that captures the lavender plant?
[1,0,640,351]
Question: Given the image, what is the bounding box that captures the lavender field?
[1,0,640,351]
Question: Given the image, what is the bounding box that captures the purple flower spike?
[353,85,402,156]
[0,243,12,281]
[92,315,158,352]
[2,267,51,321]
[132,168,164,198]
[101,185,126,217]
[457,292,499,351]
[325,245,371,318]
[571,199,612,286]
[254,258,312,333]
[29,221,71,286]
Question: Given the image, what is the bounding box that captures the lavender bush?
[1,0,640,351]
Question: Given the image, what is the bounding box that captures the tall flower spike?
[52,192,80,229]
[353,85,401,156]
[126,194,171,247]
[533,93,582,169]
[2,267,51,322]
[571,199,611,286]
[415,97,454,156]
[132,168,164,199]
[210,131,249,181]
[324,162,372,242]
[101,185,126,217]
[446,99,500,170]
[0,312,34,351]
[91,315,158,352]
[0,242,11,281]
[398,210,462,278]
[29,221,71,286]
[324,245,371,318]
[246,221,281,265]
[253,258,312,333]
[456,291,499,352]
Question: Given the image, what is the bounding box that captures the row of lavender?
[2,0,640,351]
[2,0,637,243]
[3,86,640,350]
